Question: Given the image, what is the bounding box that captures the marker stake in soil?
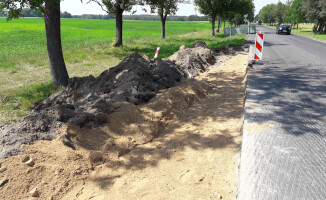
[154,47,160,59]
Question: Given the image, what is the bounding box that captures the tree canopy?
[287,0,306,27]
[301,0,326,33]
[0,0,46,20]
[194,0,224,36]
[194,0,254,36]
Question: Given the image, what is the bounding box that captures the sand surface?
[0,53,248,200]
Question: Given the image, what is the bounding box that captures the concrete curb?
[235,38,255,200]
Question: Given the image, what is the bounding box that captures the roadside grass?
[0,18,243,124]
[0,82,61,124]
[291,24,326,41]
[267,23,326,41]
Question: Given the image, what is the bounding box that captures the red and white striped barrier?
[254,33,264,60]
[154,47,160,59]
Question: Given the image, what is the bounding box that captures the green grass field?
[0,17,245,123]
[0,18,216,68]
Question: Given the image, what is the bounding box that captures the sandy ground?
[0,53,248,200]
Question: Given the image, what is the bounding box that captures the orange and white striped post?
[154,47,160,59]
[254,33,265,60]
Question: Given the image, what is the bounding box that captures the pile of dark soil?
[0,41,242,159]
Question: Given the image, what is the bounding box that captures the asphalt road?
[237,25,326,200]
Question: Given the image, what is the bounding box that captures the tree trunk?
[44,0,69,87]
[211,17,216,36]
[217,17,221,33]
[115,5,123,47]
[160,14,167,39]
[224,20,226,28]
[317,23,322,33]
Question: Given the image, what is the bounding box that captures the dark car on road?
[276,25,291,35]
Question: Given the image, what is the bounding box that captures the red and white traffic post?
[154,47,160,59]
[254,33,265,61]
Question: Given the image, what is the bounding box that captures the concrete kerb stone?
[235,39,254,200]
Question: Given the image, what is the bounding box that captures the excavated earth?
[0,41,249,200]
[0,42,246,159]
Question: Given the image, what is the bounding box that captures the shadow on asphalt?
[245,62,326,136]
[264,41,289,46]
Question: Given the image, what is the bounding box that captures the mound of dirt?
[166,42,218,78]
[0,77,212,200]
[190,41,211,48]
[0,41,238,160]
[0,53,184,159]
[0,52,249,200]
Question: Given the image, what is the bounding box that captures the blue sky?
[61,0,288,16]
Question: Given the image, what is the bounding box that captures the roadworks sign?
[254,33,265,60]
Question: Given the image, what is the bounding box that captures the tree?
[91,0,138,47]
[231,0,254,26]
[302,0,326,34]
[144,0,187,39]
[275,2,289,25]
[223,0,244,27]
[194,0,224,36]
[194,0,254,35]
[0,0,69,87]
[287,0,306,28]
[61,11,72,18]
[258,4,277,25]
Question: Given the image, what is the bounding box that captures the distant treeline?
[123,15,209,21]
[1,9,208,21]
[73,14,112,20]
[1,8,112,19]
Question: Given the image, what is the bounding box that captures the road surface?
[237,25,326,200]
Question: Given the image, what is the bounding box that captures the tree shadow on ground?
[90,68,246,190]
[245,60,326,136]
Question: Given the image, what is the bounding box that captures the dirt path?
[0,52,248,200]
[62,53,248,200]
